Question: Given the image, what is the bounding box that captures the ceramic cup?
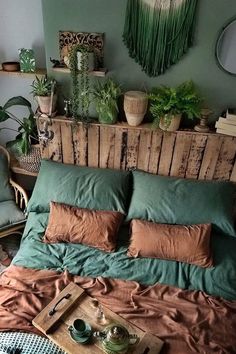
[69,319,90,338]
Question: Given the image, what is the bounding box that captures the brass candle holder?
[194,109,212,133]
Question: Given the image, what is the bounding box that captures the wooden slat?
[213,137,236,180]
[170,133,192,177]
[48,121,62,161]
[137,130,152,171]
[148,131,163,174]
[113,128,128,170]
[37,118,49,159]
[99,126,115,169]
[185,134,208,179]
[87,124,100,168]
[230,160,236,182]
[72,123,88,166]
[198,135,223,180]
[61,122,74,164]
[158,132,176,176]
[126,129,140,170]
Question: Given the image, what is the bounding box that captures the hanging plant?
[69,44,93,122]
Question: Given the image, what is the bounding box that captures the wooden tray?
[33,282,164,354]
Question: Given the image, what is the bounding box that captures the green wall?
[41,0,236,121]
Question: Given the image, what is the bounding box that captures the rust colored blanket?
[0,265,236,354]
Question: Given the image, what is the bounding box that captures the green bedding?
[13,212,236,301]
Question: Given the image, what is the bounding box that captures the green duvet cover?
[13,212,236,301]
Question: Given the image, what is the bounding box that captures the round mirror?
[216,18,236,75]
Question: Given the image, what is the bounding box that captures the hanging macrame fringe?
[123,0,198,77]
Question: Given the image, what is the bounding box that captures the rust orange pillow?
[44,202,124,252]
[128,220,213,268]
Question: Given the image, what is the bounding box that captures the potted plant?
[31,75,57,116]
[149,81,202,131]
[0,96,41,172]
[69,44,93,121]
[93,78,121,124]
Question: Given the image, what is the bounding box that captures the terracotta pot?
[159,114,182,132]
[124,91,148,126]
[37,95,57,115]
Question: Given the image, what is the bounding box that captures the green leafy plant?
[0,96,38,155]
[31,75,54,97]
[93,78,121,124]
[69,44,92,121]
[149,81,202,129]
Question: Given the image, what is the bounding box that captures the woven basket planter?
[17,144,41,173]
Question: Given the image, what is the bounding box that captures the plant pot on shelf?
[98,110,118,125]
[36,95,57,115]
[17,144,41,173]
[124,91,148,127]
[159,114,182,132]
[77,51,94,71]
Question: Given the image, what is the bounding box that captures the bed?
[0,159,236,354]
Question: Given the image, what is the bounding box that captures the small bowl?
[2,61,20,72]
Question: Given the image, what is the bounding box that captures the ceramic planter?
[37,95,57,115]
[159,114,182,132]
[124,91,148,126]
[77,51,94,71]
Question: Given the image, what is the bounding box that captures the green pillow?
[28,160,131,214]
[0,200,26,230]
[127,171,236,237]
[0,151,13,202]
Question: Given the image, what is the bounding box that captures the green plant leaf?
[0,107,10,122]
[3,96,32,112]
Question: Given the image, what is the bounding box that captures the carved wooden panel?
[37,117,236,182]
[59,31,104,69]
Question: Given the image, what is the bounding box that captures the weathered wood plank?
[126,129,140,170]
[158,132,176,176]
[37,118,50,159]
[137,130,152,171]
[48,121,62,162]
[214,136,236,180]
[87,124,99,168]
[198,135,223,180]
[148,131,163,174]
[230,159,236,182]
[170,133,192,177]
[185,134,208,179]
[113,128,128,170]
[99,126,115,169]
[72,123,88,166]
[60,122,74,164]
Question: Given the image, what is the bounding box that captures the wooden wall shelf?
[51,67,107,77]
[0,68,47,78]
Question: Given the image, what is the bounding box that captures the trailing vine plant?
[69,44,92,122]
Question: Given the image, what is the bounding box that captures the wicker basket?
[17,144,41,173]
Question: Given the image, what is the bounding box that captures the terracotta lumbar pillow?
[44,202,124,252]
[128,220,213,268]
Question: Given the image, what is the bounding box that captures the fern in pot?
[93,78,121,124]
[149,81,202,131]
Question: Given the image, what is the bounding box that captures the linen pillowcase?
[44,202,124,252]
[126,171,236,237]
[127,219,213,268]
[28,160,131,214]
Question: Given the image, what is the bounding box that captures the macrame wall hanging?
[123,0,198,76]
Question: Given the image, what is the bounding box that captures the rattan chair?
[0,145,28,238]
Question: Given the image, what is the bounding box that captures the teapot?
[93,323,139,354]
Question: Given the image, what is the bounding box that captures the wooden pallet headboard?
[37,116,236,182]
